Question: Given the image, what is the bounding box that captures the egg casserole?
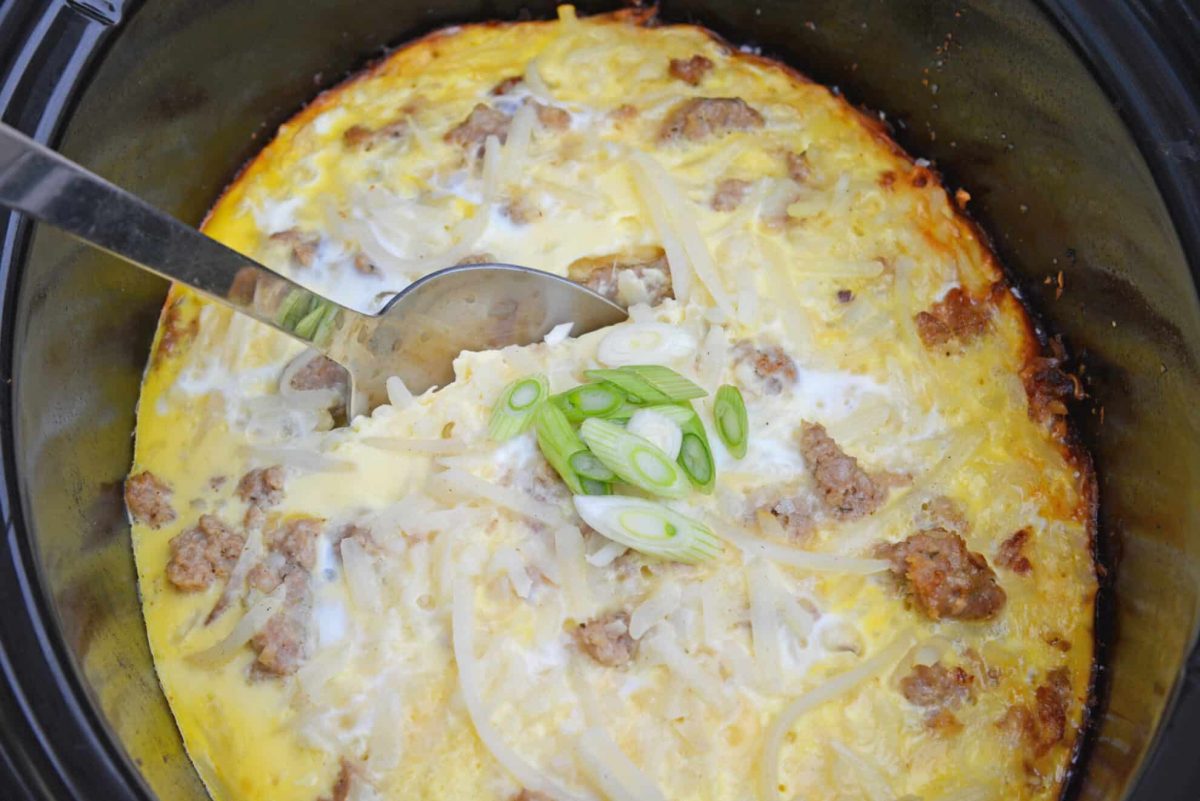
[125,7,1098,801]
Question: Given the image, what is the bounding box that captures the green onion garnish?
[569,450,616,482]
[533,402,585,494]
[552,382,627,422]
[621,365,707,401]
[489,374,550,441]
[579,477,612,496]
[641,404,715,493]
[573,495,724,563]
[713,384,749,458]
[579,418,690,498]
[583,369,670,404]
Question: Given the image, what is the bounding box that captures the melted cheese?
[129,7,1097,801]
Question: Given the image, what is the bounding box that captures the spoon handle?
[0,122,356,348]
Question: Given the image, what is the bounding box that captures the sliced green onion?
[569,450,616,482]
[621,365,707,401]
[579,418,690,498]
[713,384,749,458]
[293,299,336,340]
[533,402,584,494]
[573,495,724,563]
[276,289,308,329]
[552,382,627,422]
[489,374,549,441]
[679,433,714,489]
[583,369,670,404]
[579,477,612,496]
[641,404,715,493]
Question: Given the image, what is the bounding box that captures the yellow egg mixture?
[127,8,1097,801]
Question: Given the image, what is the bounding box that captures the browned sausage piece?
[998,667,1072,756]
[900,662,975,709]
[269,228,320,268]
[250,568,312,677]
[878,528,1007,621]
[658,97,765,142]
[236,465,286,509]
[567,248,674,307]
[786,151,811,183]
[996,528,1033,574]
[268,517,321,572]
[318,759,353,801]
[491,75,523,95]
[574,610,636,667]
[288,354,348,392]
[165,515,244,591]
[732,340,798,395]
[711,178,751,211]
[798,422,885,519]
[668,55,714,85]
[125,471,176,529]
[445,103,512,150]
[530,101,571,131]
[914,287,989,348]
[342,119,407,151]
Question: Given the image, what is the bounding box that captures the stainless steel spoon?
[0,123,627,415]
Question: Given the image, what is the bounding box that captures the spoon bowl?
[0,123,627,416]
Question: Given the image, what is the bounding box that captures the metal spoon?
[0,123,627,415]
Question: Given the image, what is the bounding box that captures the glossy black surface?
[0,1,1198,799]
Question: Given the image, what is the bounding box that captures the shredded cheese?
[578,727,668,801]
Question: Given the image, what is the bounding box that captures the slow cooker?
[1,1,1198,799]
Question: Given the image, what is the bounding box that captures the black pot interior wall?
[5,1,1198,799]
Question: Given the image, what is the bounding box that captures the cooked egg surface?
[128,8,1097,801]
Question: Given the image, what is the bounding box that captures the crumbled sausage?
[1021,336,1083,433]
[491,75,523,95]
[712,178,751,211]
[318,759,353,801]
[503,196,543,225]
[767,496,815,541]
[268,517,320,572]
[668,55,714,85]
[342,119,406,151]
[900,662,975,708]
[567,248,674,307]
[353,253,376,275]
[574,611,636,667]
[125,471,176,529]
[531,101,571,131]
[288,353,347,392]
[786,151,811,183]
[996,528,1033,574]
[878,528,1007,621]
[879,170,897,189]
[798,422,885,519]
[732,340,798,394]
[250,569,311,677]
[269,229,320,268]
[658,97,765,142]
[1043,632,1072,652]
[445,103,512,150]
[236,465,285,509]
[914,287,989,348]
[165,515,244,591]
[999,668,1072,756]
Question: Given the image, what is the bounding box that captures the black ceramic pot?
[1,1,1197,799]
